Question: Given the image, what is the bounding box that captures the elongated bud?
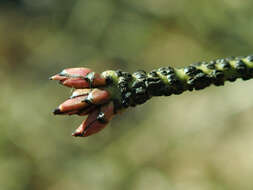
[50,67,91,80]
[50,68,107,88]
[53,88,111,115]
[53,89,92,115]
[56,95,88,114]
[72,101,114,137]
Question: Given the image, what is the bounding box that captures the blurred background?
[1,0,253,189]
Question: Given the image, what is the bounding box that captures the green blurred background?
[1,1,253,189]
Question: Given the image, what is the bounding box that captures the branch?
[50,55,253,137]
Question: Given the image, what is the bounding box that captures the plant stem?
[101,55,253,110]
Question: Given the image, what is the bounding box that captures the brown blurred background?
[1,0,253,189]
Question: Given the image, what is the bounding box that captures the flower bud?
[72,101,114,137]
[54,89,111,115]
[50,68,107,88]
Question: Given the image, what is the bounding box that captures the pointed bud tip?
[72,133,77,137]
[49,75,58,80]
[53,108,62,115]
[72,132,83,137]
[50,74,67,81]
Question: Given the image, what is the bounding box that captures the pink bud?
[57,95,88,114]
[72,101,114,137]
[50,68,107,88]
[61,68,93,77]
[54,88,111,115]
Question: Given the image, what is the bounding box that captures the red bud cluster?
[50,68,114,137]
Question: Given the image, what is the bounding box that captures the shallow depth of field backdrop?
[1,1,253,190]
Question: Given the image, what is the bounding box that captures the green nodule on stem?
[102,55,253,111]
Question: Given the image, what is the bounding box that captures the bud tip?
[53,108,62,115]
[72,132,83,137]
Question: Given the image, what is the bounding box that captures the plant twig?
[50,55,253,137]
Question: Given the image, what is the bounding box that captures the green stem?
[101,55,253,110]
